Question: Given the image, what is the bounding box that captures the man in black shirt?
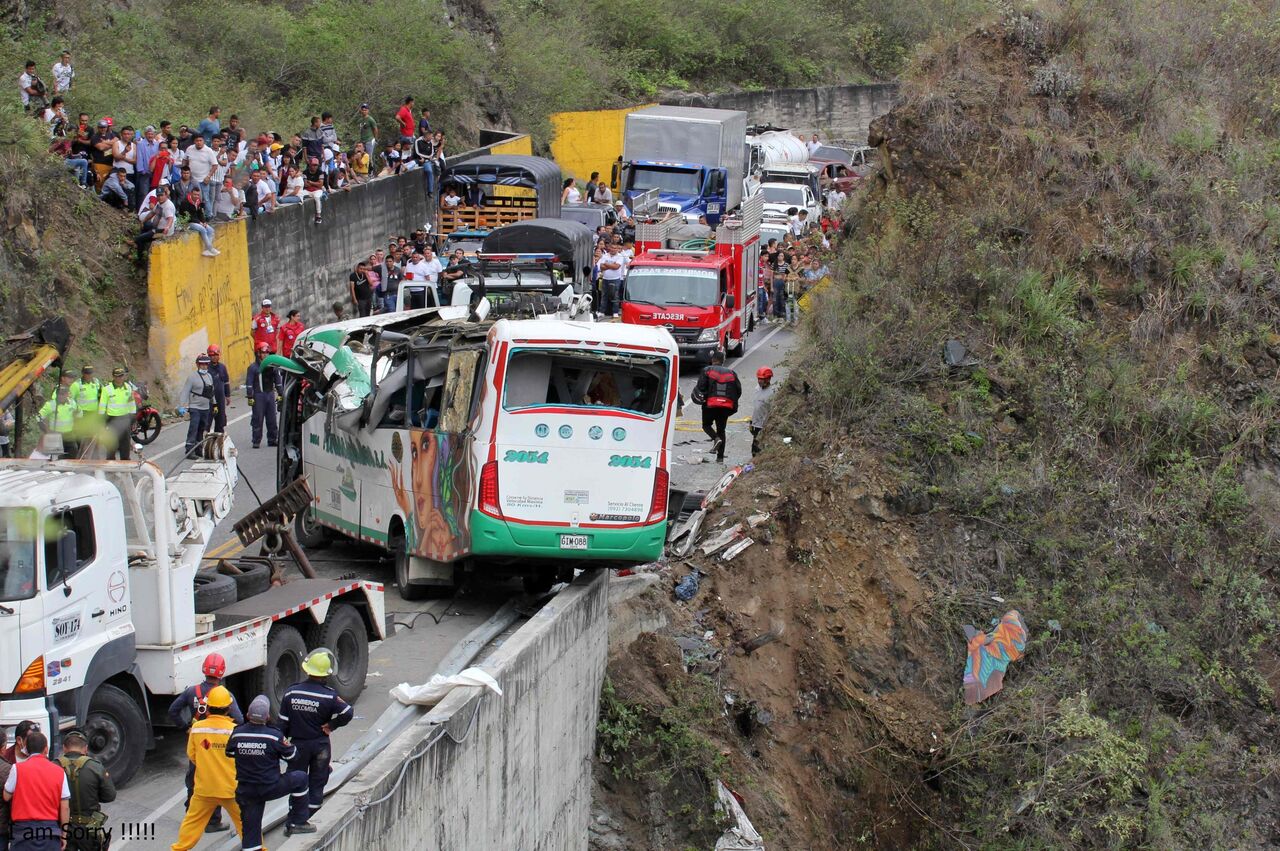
[349,261,373,317]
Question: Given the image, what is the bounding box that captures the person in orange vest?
[2,729,70,851]
[170,686,243,850]
[250,299,280,353]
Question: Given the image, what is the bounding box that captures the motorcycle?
[131,383,163,445]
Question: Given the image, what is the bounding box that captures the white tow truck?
[0,441,387,786]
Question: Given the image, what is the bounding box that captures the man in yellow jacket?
[171,685,243,850]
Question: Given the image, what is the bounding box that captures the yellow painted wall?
[487,134,536,199]
[549,105,654,188]
[147,220,253,399]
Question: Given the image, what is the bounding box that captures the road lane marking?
[112,787,187,850]
[144,412,252,462]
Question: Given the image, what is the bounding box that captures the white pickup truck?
[0,442,386,786]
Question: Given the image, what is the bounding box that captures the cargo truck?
[621,106,748,227]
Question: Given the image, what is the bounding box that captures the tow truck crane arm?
[0,316,72,416]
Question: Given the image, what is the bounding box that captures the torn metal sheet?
[746,512,770,528]
[720,538,754,561]
[701,523,744,556]
[675,511,707,557]
[963,609,1027,705]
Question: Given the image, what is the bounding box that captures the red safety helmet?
[202,652,227,678]
[256,342,272,353]
[756,367,774,380]
[207,344,221,355]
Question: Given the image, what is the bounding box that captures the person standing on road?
[58,729,114,851]
[692,350,741,463]
[750,367,775,456]
[3,730,70,851]
[207,345,232,434]
[246,344,282,449]
[36,385,77,457]
[0,728,11,851]
[177,353,219,457]
[97,367,136,460]
[167,654,243,836]
[171,686,244,850]
[1,721,37,765]
[250,300,280,353]
[598,245,625,318]
[227,695,315,846]
[279,650,353,826]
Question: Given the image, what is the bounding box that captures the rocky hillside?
[597,2,1280,848]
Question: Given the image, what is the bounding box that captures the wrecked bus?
[273,310,679,597]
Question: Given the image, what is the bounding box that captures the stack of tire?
[193,562,272,613]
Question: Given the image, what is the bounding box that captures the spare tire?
[232,562,272,601]
[193,571,237,613]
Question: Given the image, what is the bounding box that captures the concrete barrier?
[291,569,608,851]
[146,220,254,394]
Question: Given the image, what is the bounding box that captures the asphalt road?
[109,320,796,848]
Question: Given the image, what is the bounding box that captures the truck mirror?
[724,294,736,310]
[56,528,77,592]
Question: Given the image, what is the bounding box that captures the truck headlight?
[697,327,718,343]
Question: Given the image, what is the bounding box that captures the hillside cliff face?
[598,3,1280,848]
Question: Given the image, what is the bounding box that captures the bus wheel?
[522,567,557,595]
[295,508,332,549]
[393,532,430,601]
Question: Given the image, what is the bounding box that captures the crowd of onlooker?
[20,52,447,264]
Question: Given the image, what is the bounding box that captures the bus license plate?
[560,534,589,550]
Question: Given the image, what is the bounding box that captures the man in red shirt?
[281,310,306,358]
[395,96,415,143]
[250,299,280,353]
[3,730,70,851]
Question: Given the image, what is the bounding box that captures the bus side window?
[441,349,482,433]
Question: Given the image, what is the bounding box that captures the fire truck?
[620,194,763,364]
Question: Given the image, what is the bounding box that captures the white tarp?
[391,667,503,706]
[714,781,765,851]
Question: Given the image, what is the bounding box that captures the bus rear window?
[502,349,668,416]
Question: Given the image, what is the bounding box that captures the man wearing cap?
[171,686,244,850]
[177,353,219,457]
[250,300,280,353]
[355,103,377,159]
[3,730,69,851]
[58,729,115,851]
[97,367,136,460]
[227,695,315,845]
[89,118,115,191]
[36,384,78,458]
[68,366,102,456]
[279,650,353,821]
[135,125,160,210]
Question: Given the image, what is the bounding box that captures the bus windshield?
[502,348,669,416]
[625,268,720,308]
[629,166,701,196]
[0,507,38,601]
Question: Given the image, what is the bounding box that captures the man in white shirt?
[806,133,820,155]
[18,60,42,111]
[593,184,613,205]
[135,185,176,264]
[251,168,277,215]
[402,251,439,307]
[51,51,74,93]
[825,187,847,211]
[599,245,625,317]
[184,135,219,217]
[214,176,245,220]
[112,126,138,208]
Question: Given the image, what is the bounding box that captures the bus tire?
[312,604,369,704]
[392,531,429,600]
[247,624,307,718]
[295,508,332,549]
[84,684,146,788]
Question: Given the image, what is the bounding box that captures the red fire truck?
[620,194,763,364]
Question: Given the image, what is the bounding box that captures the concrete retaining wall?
[666,83,901,143]
[291,569,608,851]
[245,169,432,324]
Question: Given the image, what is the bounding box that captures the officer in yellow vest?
[69,365,103,454]
[98,367,137,460]
[38,385,79,457]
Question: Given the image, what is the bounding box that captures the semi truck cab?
[622,159,729,224]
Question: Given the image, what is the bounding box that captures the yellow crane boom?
[0,317,72,417]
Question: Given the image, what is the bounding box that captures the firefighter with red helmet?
[751,366,775,456]
[691,350,742,463]
[166,653,244,834]
[246,342,283,449]
[206,344,232,434]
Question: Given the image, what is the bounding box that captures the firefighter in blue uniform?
[226,694,315,847]
[278,649,352,821]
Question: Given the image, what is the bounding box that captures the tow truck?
[620,194,763,363]
[0,321,386,786]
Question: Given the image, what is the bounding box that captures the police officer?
[692,350,742,463]
[97,367,136,460]
[226,695,314,847]
[167,654,243,834]
[245,343,282,449]
[36,385,78,457]
[171,686,243,850]
[68,365,102,455]
[279,650,352,821]
[58,729,115,851]
[206,345,232,434]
